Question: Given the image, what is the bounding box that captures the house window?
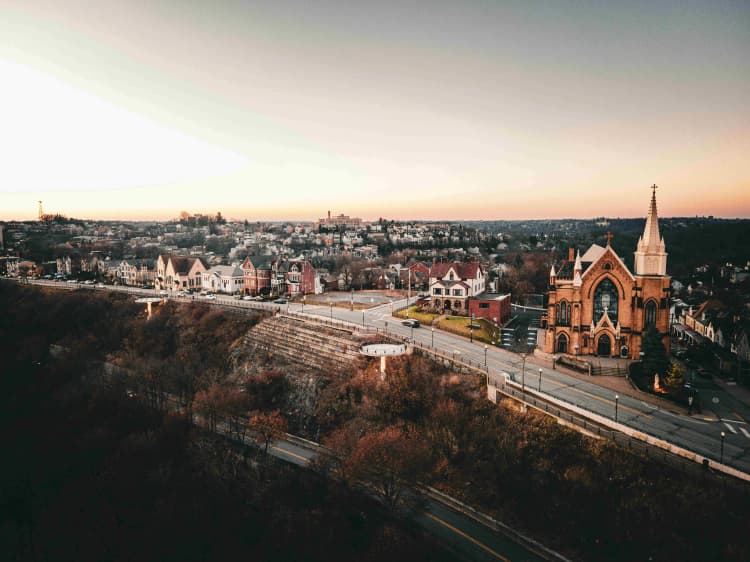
[453,288,462,296]
[449,272,455,280]
[433,288,442,295]
[645,300,657,328]
[479,303,489,309]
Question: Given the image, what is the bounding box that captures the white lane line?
[740,427,750,439]
[724,422,738,434]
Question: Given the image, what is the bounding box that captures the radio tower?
[38,200,44,220]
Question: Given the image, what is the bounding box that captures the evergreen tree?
[641,326,669,380]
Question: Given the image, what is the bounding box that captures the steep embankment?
[230,314,387,431]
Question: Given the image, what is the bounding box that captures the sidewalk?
[527,352,689,416]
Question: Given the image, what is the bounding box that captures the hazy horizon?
[2,1,749,221]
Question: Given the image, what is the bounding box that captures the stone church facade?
[544,187,670,359]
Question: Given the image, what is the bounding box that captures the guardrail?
[420,486,572,562]
[494,375,750,485]
[389,331,750,485]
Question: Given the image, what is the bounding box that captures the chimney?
[568,247,575,262]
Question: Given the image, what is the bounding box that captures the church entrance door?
[597,334,611,357]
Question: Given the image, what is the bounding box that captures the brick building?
[544,187,671,359]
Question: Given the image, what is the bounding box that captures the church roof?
[580,244,606,262]
[556,259,593,280]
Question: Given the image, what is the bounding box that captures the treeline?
[313,354,750,561]
[0,284,450,562]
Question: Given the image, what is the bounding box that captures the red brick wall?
[469,295,510,324]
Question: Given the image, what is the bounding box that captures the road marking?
[544,379,652,419]
[724,423,738,434]
[271,445,310,463]
[423,511,510,562]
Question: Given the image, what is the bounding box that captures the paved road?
[294,297,750,474]
[19,279,750,473]
[215,425,546,562]
[15,279,551,561]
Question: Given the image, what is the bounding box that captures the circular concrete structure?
[360,343,408,357]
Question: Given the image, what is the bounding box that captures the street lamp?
[552,354,557,370]
[615,395,619,422]
[302,295,305,312]
[521,352,527,393]
[688,390,694,415]
[538,368,543,391]
[470,313,475,343]
[362,309,365,326]
[484,344,488,366]
[721,431,726,464]
[431,327,435,347]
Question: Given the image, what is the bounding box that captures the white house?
[202,264,245,294]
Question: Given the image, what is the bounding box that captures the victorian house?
[427,261,486,316]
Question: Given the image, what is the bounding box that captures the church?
[544,186,670,360]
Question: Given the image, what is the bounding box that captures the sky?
[1,0,749,222]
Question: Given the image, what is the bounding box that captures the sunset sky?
[1,0,749,221]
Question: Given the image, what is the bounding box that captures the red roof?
[429,261,483,280]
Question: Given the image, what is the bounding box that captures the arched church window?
[603,262,612,271]
[593,278,619,324]
[644,300,657,328]
[558,300,571,326]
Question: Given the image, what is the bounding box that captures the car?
[177,290,189,297]
[273,298,288,304]
[402,319,420,328]
[159,290,168,296]
[96,283,105,288]
[242,295,254,301]
[203,294,216,300]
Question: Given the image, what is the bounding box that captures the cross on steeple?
[605,231,613,246]
[651,183,658,195]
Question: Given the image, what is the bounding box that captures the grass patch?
[394,306,441,325]
[435,316,499,344]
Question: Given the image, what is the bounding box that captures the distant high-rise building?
[544,185,671,359]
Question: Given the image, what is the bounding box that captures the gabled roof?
[693,299,725,319]
[169,256,206,275]
[244,255,272,270]
[581,244,606,262]
[208,265,244,277]
[429,261,483,280]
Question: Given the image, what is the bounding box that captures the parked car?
[273,298,288,304]
[203,294,216,300]
[402,319,420,328]
[696,368,712,379]
[242,295,254,301]
[96,283,105,288]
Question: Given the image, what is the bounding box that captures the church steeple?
[634,184,668,276]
